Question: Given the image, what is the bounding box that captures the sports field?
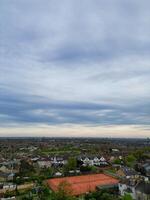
[47,173,119,195]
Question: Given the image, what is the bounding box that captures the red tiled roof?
[47,173,119,195]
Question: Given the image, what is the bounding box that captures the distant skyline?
[0,0,150,138]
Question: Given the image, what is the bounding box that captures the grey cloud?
[0,0,150,134]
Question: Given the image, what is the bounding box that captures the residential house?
[55,172,62,177]
[119,176,150,200]
[81,157,93,166]
[142,163,150,177]
[50,157,67,167]
[0,166,10,173]
[37,160,51,168]
[79,156,108,167]
[0,172,9,182]
[119,178,138,199]
[3,183,17,190]
[0,172,15,182]
[117,166,139,178]
[136,181,150,200]
[136,162,150,177]
[31,157,39,162]
[1,197,16,200]
[93,156,108,166]
[0,160,20,174]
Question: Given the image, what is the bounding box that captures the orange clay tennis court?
[47,173,119,196]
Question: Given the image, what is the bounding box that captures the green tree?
[133,150,144,161]
[125,155,136,167]
[67,157,77,170]
[113,158,122,165]
[54,181,77,200]
[38,185,52,200]
[22,197,33,200]
[19,160,35,176]
[122,194,133,200]
[41,167,53,179]
[84,189,119,200]
[63,157,77,175]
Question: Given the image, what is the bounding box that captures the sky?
[0,0,150,138]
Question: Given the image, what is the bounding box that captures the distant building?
[37,160,51,168]
[111,149,120,152]
[136,162,150,177]
[0,172,9,182]
[142,163,150,177]
[79,156,108,167]
[50,157,67,167]
[55,172,62,177]
[1,197,16,200]
[117,166,139,178]
[0,172,15,182]
[0,166,10,173]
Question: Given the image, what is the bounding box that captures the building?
[136,181,150,200]
[117,167,139,178]
[0,172,15,182]
[0,172,9,182]
[119,176,150,200]
[142,163,150,177]
[79,156,108,167]
[50,157,67,167]
[119,178,137,199]
[37,160,51,168]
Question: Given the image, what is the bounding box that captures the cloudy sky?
[0,0,150,137]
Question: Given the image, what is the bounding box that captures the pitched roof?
[121,167,137,176]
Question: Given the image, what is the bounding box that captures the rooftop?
[136,181,150,195]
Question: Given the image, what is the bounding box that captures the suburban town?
[0,137,149,200]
